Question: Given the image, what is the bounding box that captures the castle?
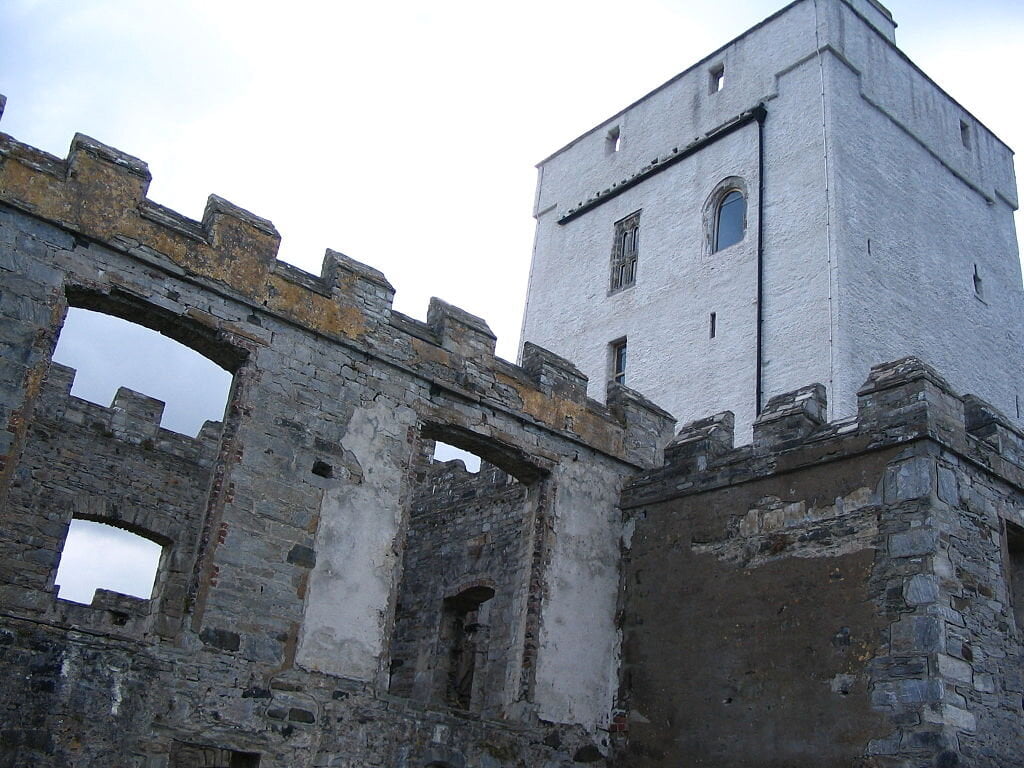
[1,1,1022,767]
[520,0,1023,441]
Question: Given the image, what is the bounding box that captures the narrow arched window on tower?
[714,190,746,252]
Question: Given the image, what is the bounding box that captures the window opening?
[960,119,971,148]
[1007,521,1024,633]
[55,519,163,604]
[389,425,541,717]
[713,190,746,252]
[973,264,985,300]
[442,585,495,710]
[47,304,235,610]
[610,211,640,292]
[54,307,232,437]
[710,65,725,93]
[709,312,717,339]
[610,338,627,386]
[606,125,621,154]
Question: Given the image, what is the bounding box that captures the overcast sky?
[3,0,1023,598]
[3,0,1022,366]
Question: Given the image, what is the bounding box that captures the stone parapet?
[626,357,1024,507]
[40,363,222,463]
[0,122,669,472]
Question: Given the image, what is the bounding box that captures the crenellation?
[606,382,676,469]
[663,410,735,472]
[426,296,497,360]
[2,3,1024,764]
[620,361,1024,766]
[752,382,827,450]
[0,109,667,760]
[520,341,589,405]
[856,356,967,446]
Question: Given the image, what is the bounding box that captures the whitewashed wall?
[521,0,1023,439]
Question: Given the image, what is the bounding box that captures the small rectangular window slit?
[606,126,621,154]
[710,65,725,93]
[709,312,717,339]
[960,119,971,148]
[610,338,627,386]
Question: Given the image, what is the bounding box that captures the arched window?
[713,190,746,252]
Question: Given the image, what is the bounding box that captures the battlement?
[40,363,222,464]
[626,357,1024,505]
[0,108,673,469]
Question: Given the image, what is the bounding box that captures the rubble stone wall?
[0,123,675,767]
[388,460,530,717]
[617,359,1024,768]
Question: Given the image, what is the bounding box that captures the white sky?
[3,0,1022,363]
[3,0,1023,595]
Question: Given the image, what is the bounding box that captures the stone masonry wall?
[2,362,220,638]
[389,459,529,717]
[617,359,1024,768]
[0,114,675,766]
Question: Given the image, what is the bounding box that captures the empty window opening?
[960,119,971,148]
[442,585,495,710]
[606,125,621,154]
[710,65,725,93]
[714,190,746,252]
[610,211,640,292]
[389,424,542,717]
[709,312,717,339]
[55,519,163,604]
[433,441,481,473]
[1007,521,1024,633]
[54,308,232,437]
[610,338,627,386]
[973,264,985,300]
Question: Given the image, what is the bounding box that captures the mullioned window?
[610,211,641,293]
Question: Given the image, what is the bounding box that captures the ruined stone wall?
[389,460,530,717]
[0,119,675,767]
[2,361,220,637]
[617,359,1024,767]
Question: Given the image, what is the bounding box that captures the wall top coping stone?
[623,357,1024,507]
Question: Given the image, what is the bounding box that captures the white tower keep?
[519,0,1022,441]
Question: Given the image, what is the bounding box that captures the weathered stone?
[904,574,940,605]
[2,3,1024,766]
